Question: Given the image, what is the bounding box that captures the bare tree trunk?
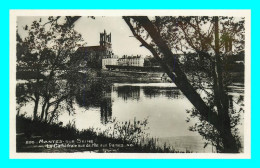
[44,103,50,122]
[49,104,59,124]
[40,98,48,120]
[48,96,67,123]
[17,108,20,116]
[33,92,39,120]
[213,16,238,153]
[33,69,41,120]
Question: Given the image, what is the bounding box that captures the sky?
[17,16,151,57]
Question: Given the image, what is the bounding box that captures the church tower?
[100,30,112,48]
[100,30,113,57]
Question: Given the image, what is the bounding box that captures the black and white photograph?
[9,10,251,158]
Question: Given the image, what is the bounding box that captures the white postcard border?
[9,9,251,159]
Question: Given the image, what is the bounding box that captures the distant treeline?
[106,65,163,72]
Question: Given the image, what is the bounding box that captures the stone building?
[118,55,144,67]
[102,54,119,69]
[72,30,145,69]
[73,30,114,69]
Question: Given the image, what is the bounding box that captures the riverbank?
[17,68,244,84]
[100,70,168,83]
[99,70,244,84]
[16,116,187,153]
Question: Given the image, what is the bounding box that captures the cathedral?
[73,30,143,69]
[74,30,117,69]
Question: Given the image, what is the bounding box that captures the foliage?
[17,115,183,153]
[123,16,245,152]
[105,118,150,144]
[16,16,85,122]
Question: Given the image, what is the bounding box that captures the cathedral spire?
[100,30,111,47]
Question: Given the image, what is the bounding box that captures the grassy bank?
[16,116,187,153]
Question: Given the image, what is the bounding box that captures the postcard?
[9,10,251,159]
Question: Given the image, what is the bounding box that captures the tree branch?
[126,16,220,129]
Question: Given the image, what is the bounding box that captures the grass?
[16,115,189,153]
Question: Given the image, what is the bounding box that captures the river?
[18,81,244,153]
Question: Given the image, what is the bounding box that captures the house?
[102,54,119,69]
[118,55,144,67]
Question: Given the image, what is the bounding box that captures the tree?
[122,16,244,153]
[17,16,85,122]
[17,15,245,153]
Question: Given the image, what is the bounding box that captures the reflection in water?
[100,98,112,124]
[17,79,244,153]
[143,87,182,99]
[75,84,186,128]
[75,83,113,124]
[70,82,244,153]
[116,86,140,101]
[114,85,183,102]
[75,82,110,108]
